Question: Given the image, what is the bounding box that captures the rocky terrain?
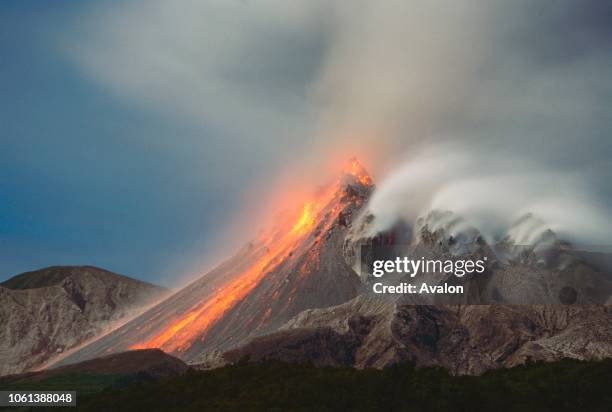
[0,266,168,376]
[222,296,612,374]
[344,210,612,305]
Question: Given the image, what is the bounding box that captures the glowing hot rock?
[129,159,371,354]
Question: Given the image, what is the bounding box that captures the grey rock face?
[225,297,612,375]
[0,266,168,376]
[345,210,612,305]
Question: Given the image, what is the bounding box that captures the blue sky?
[0,2,242,285]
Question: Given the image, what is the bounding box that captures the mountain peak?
[342,157,373,187]
[0,265,164,291]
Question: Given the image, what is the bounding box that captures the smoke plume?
[65,0,612,260]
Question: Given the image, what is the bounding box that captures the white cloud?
[65,0,612,247]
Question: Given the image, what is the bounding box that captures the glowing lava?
[348,158,373,186]
[130,186,337,352]
[130,159,371,353]
[290,202,315,234]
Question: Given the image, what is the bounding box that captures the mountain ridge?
[1,265,165,291]
[0,266,169,376]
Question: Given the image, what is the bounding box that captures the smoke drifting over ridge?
[66,1,612,255]
[367,144,612,248]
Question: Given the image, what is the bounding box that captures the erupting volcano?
[54,156,612,374]
[60,158,374,364]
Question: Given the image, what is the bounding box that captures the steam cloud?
[367,144,612,248]
[66,1,612,251]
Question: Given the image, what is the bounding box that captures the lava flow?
[129,159,370,354]
[349,158,373,186]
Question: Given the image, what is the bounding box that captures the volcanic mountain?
[0,266,168,376]
[58,160,612,374]
[58,160,374,366]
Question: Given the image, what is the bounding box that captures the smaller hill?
[0,349,188,394]
[0,266,170,376]
[1,265,160,290]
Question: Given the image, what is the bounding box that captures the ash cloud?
[64,1,612,257]
[367,144,612,248]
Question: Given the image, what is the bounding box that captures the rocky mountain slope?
[222,296,612,374]
[343,210,612,305]
[0,266,168,376]
[58,161,373,366]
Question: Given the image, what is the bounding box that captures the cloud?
[366,144,612,247]
[70,1,320,132]
[65,0,612,248]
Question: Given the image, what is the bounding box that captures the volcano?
[58,159,374,365]
[57,159,612,374]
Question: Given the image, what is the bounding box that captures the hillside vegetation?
[26,358,612,412]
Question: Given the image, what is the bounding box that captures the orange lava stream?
[349,159,372,186]
[129,184,339,353]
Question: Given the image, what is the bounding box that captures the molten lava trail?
[130,184,340,353]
